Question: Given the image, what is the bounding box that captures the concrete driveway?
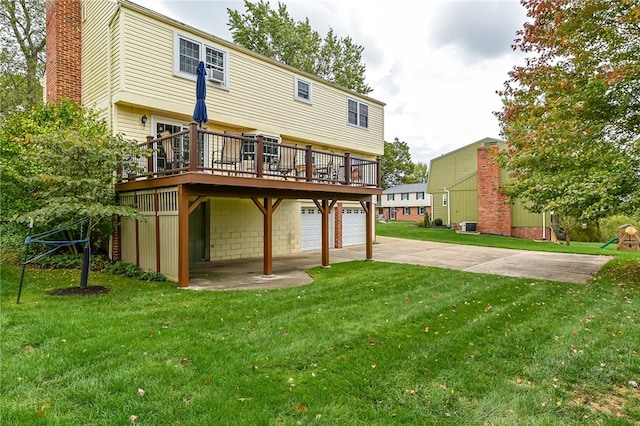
[188,236,614,290]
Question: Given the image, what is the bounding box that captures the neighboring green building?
[427,138,549,240]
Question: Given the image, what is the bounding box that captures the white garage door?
[300,208,334,251]
[343,208,366,247]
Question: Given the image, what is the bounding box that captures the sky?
[131,0,529,166]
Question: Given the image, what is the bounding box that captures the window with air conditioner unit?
[175,33,228,87]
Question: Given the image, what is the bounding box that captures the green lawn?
[376,221,639,257]
[2,255,639,424]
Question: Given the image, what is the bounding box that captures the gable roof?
[121,0,385,107]
[382,183,428,194]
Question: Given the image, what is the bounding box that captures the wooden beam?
[252,197,284,276]
[188,196,205,215]
[177,185,190,287]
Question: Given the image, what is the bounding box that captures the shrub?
[30,253,165,282]
[434,218,443,226]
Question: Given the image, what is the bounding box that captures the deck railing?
[123,122,381,188]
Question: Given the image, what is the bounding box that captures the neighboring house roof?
[426,137,505,194]
[382,183,428,194]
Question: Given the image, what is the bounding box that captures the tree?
[1,100,150,287]
[496,0,640,227]
[405,161,429,184]
[0,0,46,113]
[381,138,415,189]
[228,0,371,94]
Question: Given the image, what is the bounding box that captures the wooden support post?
[256,136,264,179]
[147,135,154,176]
[189,122,198,172]
[154,190,161,273]
[313,199,337,267]
[361,199,373,260]
[344,152,351,185]
[177,185,190,287]
[252,197,284,276]
[305,145,313,182]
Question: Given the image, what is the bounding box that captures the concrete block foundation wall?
[209,199,299,261]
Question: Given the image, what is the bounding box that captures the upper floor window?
[386,194,395,201]
[295,78,312,103]
[401,193,409,200]
[442,194,448,206]
[348,98,368,128]
[416,192,425,200]
[175,34,228,87]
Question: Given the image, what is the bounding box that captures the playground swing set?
[599,223,640,251]
[17,217,91,304]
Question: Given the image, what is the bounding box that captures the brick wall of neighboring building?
[511,227,551,241]
[45,0,82,104]
[381,206,431,222]
[477,143,511,236]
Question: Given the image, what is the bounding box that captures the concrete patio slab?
[187,236,614,290]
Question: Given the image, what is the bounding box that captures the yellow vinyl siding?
[108,5,382,156]
[82,0,119,119]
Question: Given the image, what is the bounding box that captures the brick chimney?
[477,143,511,236]
[45,0,82,104]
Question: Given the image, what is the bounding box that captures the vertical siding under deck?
[119,189,179,282]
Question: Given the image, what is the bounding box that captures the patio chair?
[315,158,336,181]
[213,131,243,173]
[273,145,297,179]
[157,145,168,171]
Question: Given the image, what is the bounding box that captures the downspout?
[444,187,451,226]
[542,211,546,240]
[107,5,121,132]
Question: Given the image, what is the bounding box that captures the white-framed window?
[403,207,411,215]
[153,118,192,172]
[419,206,426,215]
[295,77,312,103]
[386,194,395,201]
[175,33,229,87]
[416,192,425,200]
[242,133,281,166]
[401,192,409,200]
[442,193,448,206]
[348,98,368,128]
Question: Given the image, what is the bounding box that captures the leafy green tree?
[405,161,429,184]
[0,0,46,113]
[496,0,640,225]
[381,138,415,189]
[228,0,371,94]
[1,100,150,285]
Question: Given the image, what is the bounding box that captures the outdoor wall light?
[141,114,148,128]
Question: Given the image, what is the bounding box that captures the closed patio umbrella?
[193,61,208,127]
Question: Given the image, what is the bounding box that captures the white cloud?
[130,0,528,165]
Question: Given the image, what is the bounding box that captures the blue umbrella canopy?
[192,61,208,126]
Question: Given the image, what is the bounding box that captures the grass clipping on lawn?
[1,258,639,425]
